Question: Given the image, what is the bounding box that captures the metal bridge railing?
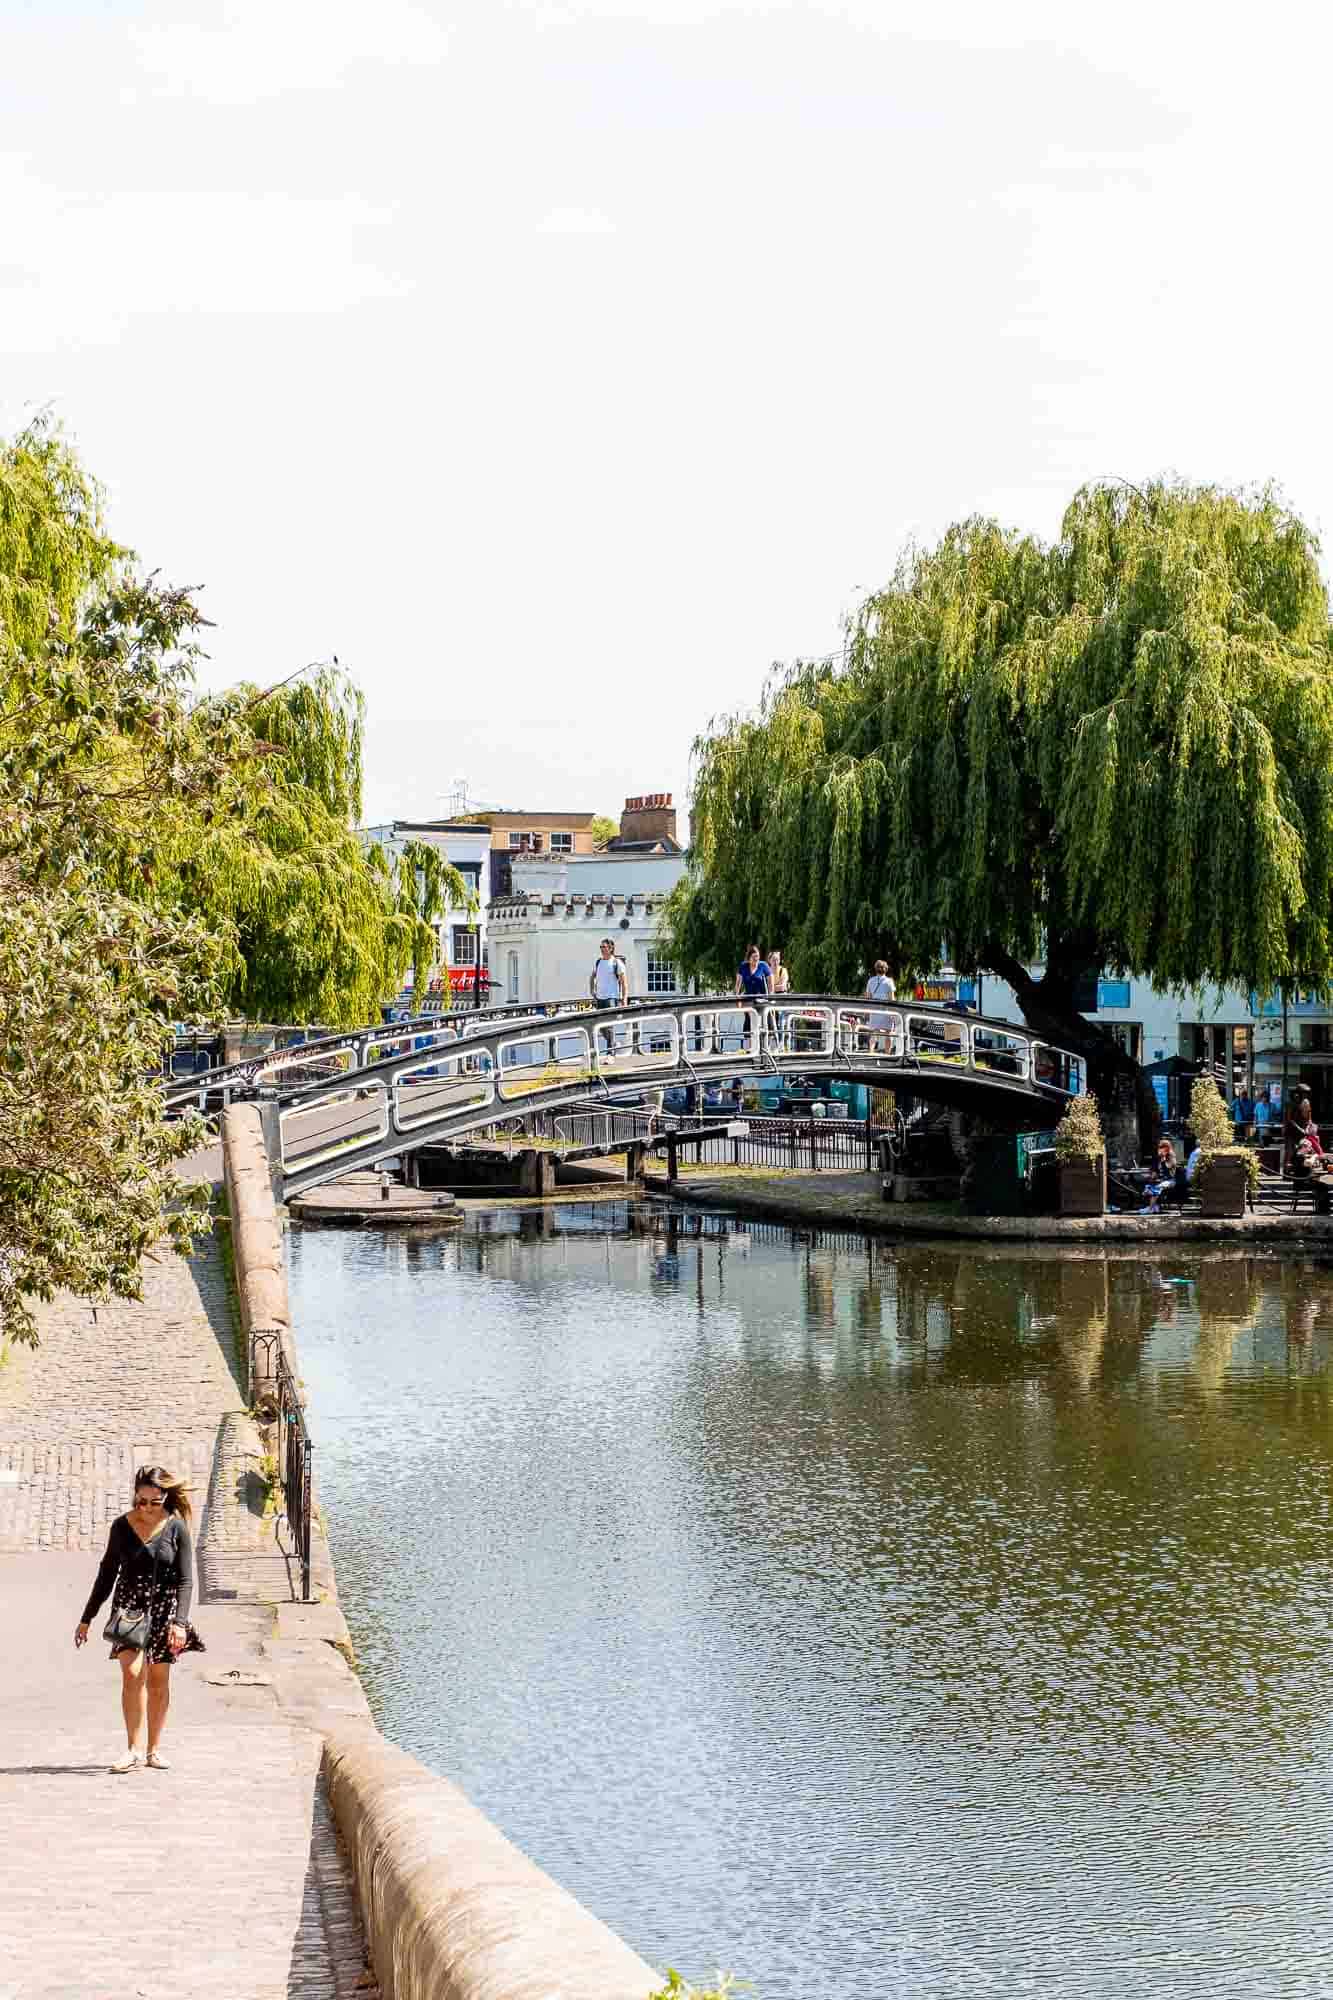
[250,1331,313,1603]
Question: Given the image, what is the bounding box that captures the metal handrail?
[250,1331,313,1603]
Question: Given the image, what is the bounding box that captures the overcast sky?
[6,1,1332,830]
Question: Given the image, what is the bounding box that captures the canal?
[287,1200,1333,1998]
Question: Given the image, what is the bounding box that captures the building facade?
[358,819,490,1001]
[486,795,687,1006]
[470,810,602,901]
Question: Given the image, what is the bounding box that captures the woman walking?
[74,1465,205,1773]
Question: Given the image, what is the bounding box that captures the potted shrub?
[1053,1093,1106,1216]
[1188,1076,1257,1217]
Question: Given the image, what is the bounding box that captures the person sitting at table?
[1285,1097,1325,1178]
[1140,1138,1178,1213]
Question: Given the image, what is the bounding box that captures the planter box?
[1058,1156,1105,1217]
[1198,1155,1249,1218]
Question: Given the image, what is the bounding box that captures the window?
[507,831,529,849]
[550,831,573,852]
[1106,1023,1142,1061]
[507,951,519,1002]
[645,951,678,995]
[451,927,477,966]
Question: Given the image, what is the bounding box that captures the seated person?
[1285,1097,1325,1177]
[1141,1138,1178,1213]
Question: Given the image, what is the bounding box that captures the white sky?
[6,1,1332,831]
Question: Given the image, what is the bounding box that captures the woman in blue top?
[735,946,771,997]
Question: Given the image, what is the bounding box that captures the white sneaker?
[111,1749,143,1773]
[146,1750,170,1770]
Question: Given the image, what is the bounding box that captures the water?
[287,1202,1333,1998]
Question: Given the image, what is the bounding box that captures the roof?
[361,819,490,835]
[604,836,684,855]
[473,808,598,825]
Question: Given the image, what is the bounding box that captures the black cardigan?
[81,1514,195,1624]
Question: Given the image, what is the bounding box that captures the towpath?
[0,1224,377,2000]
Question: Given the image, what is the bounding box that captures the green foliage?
[666,481,1333,1014]
[1053,1093,1105,1162]
[1188,1077,1259,1194]
[590,814,618,850]
[0,419,469,1346]
[1195,1145,1261,1193]
[648,1973,747,2000]
[1188,1075,1233,1152]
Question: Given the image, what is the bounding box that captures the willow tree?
[168,669,469,1023]
[666,482,1333,1134]
[0,422,464,1346]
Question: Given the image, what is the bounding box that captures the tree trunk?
[981,944,1159,1157]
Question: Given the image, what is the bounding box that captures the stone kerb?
[219,1112,662,2000]
[323,1727,660,2000]
[221,1100,295,1398]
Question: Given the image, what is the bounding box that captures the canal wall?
[646,1168,1333,1244]
[223,1105,662,2000]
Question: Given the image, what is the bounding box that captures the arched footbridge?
[246,996,1086,1202]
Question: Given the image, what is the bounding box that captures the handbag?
[101,1528,163,1653]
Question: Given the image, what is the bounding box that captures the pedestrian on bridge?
[591,938,629,1061]
[736,946,771,998]
[74,1465,205,1773]
[590,939,628,1009]
[768,950,790,995]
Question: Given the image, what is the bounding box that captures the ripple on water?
[288,1214,1333,1998]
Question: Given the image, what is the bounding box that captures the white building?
[486,795,687,1006]
[358,819,490,1001]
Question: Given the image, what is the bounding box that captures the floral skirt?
[108,1574,206,1666]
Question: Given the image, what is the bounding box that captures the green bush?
[1188,1075,1232,1153]
[1053,1093,1104,1163]
[1195,1145,1261,1193]
[649,1973,747,2000]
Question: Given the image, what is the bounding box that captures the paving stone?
[0,1237,378,1999]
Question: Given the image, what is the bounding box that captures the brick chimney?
[618,792,677,844]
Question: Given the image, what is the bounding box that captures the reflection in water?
[288,1206,1333,2000]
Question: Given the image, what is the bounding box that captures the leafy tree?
[1,425,224,1345]
[590,814,618,850]
[666,482,1333,1135]
[0,422,464,1345]
[174,668,469,1023]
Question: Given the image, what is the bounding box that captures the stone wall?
[221,1101,294,1394]
[223,1112,663,2000]
[324,1728,659,2000]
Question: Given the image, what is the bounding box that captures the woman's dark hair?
[1157,1138,1176,1161]
[135,1465,193,1526]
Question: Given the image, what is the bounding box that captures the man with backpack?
[590,938,629,1007]
[590,938,628,1058]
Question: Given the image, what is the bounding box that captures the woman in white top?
[864,960,896,1002]
[767,950,791,995]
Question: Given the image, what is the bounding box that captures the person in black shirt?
[75,1464,204,1773]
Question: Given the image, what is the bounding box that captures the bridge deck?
[244,997,1084,1201]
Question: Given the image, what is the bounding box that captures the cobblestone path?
[0,1238,241,1554]
[0,1235,378,1999]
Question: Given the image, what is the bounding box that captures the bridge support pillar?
[626,1142,645,1184]
[257,1100,285,1208]
[518,1148,555,1198]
